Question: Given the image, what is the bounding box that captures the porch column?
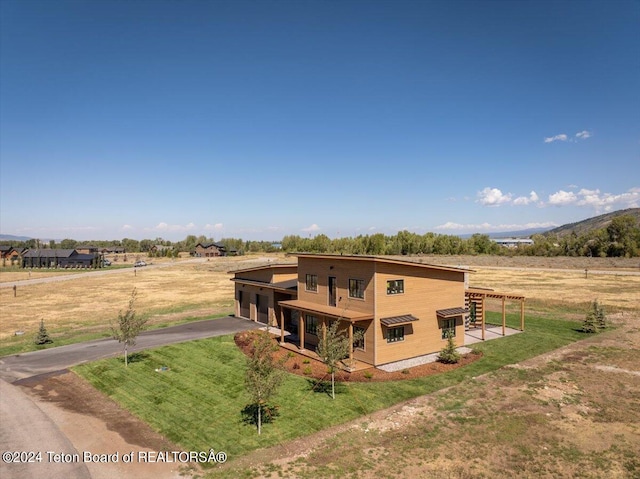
[520,299,525,331]
[348,323,354,363]
[299,312,305,351]
[481,296,486,341]
[502,296,506,336]
[279,308,285,345]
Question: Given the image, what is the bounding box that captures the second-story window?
[305,274,318,292]
[349,278,365,299]
[387,279,404,295]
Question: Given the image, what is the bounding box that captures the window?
[441,318,456,339]
[305,315,318,335]
[387,279,404,295]
[305,274,318,292]
[348,279,365,299]
[354,326,365,350]
[387,326,404,343]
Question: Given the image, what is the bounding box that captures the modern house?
[21,249,101,268]
[231,254,524,368]
[194,242,226,257]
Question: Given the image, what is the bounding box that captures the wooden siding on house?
[373,262,465,365]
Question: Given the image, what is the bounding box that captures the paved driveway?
[0,316,262,383]
[0,316,262,479]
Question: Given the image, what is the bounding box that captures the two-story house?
[232,254,475,368]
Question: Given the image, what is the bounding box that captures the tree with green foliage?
[582,300,600,333]
[34,319,53,345]
[244,330,285,435]
[437,331,460,364]
[316,320,364,399]
[591,299,607,330]
[110,288,147,366]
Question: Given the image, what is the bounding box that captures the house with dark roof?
[194,242,226,257]
[22,249,101,268]
[233,254,522,368]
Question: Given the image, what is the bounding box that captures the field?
[3,254,640,478]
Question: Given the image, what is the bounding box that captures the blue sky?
[1,0,638,241]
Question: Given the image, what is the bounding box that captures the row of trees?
[3,215,639,258]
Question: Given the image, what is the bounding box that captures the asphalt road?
[0,316,263,479]
[0,316,263,383]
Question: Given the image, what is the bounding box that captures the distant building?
[22,249,101,268]
[492,238,534,248]
[194,242,226,257]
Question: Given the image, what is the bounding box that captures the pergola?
[465,287,525,341]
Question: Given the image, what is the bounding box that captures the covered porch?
[465,288,526,341]
[277,299,374,370]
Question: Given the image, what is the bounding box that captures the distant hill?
[459,227,552,239]
[543,208,640,238]
[0,234,32,242]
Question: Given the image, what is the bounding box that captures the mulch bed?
[234,330,483,382]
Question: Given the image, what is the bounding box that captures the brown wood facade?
[232,255,474,368]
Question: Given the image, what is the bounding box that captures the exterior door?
[256,294,269,324]
[328,276,337,307]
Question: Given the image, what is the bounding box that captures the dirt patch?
[234,330,483,382]
[17,371,196,479]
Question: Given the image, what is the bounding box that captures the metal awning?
[436,307,469,318]
[380,314,419,327]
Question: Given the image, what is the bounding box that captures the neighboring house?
[76,245,99,254]
[492,238,534,248]
[194,242,226,257]
[232,254,517,368]
[151,244,171,253]
[100,247,126,254]
[22,249,101,268]
[1,246,22,266]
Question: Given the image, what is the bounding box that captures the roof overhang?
[232,278,297,293]
[466,288,525,301]
[436,307,469,318]
[380,314,419,327]
[278,299,373,322]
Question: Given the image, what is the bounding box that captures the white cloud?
[477,187,512,206]
[513,191,540,205]
[547,187,639,211]
[544,130,592,143]
[152,222,197,232]
[302,224,321,233]
[204,223,223,231]
[544,134,568,143]
[434,221,558,232]
[122,224,133,230]
[575,130,592,140]
[548,190,577,205]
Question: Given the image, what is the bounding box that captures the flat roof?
[290,253,473,274]
[279,299,374,322]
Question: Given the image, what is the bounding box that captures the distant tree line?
[2,215,638,258]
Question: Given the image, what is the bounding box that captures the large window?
[349,278,365,299]
[305,274,318,292]
[387,279,404,295]
[354,326,365,350]
[305,314,319,335]
[387,326,404,343]
[441,318,456,339]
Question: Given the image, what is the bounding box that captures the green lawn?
[74,313,587,462]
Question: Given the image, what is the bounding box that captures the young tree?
[111,288,147,366]
[244,330,285,435]
[582,300,598,333]
[316,320,363,399]
[34,319,53,345]
[438,331,461,364]
[595,301,607,330]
